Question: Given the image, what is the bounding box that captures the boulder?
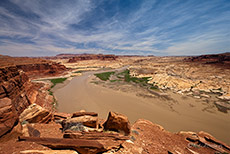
[62,115,98,131]
[0,97,18,137]
[19,104,52,124]
[103,111,131,135]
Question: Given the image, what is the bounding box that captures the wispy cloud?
[0,0,229,56]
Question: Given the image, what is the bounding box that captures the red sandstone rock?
[53,112,71,121]
[0,98,18,137]
[18,136,108,154]
[68,54,118,63]
[185,52,230,69]
[71,112,98,118]
[16,63,67,78]
[114,119,230,154]
[103,112,131,136]
[19,104,52,124]
[63,131,129,141]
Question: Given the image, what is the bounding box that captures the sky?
[0,0,230,57]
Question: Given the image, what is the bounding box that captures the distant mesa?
[185,52,230,68]
[67,54,118,63]
[185,52,230,63]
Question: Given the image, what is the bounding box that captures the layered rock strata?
[68,54,117,63]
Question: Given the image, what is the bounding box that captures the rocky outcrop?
[1,108,229,154]
[0,64,56,137]
[0,55,67,78]
[19,104,52,124]
[185,52,230,65]
[115,119,230,154]
[103,111,131,136]
[0,98,18,137]
[68,54,117,63]
[129,56,230,101]
[0,66,33,115]
[17,111,129,154]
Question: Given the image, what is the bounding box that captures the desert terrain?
[0,53,230,154]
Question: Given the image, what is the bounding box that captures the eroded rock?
[19,104,52,124]
[62,115,98,131]
[103,112,131,136]
[20,150,79,154]
[0,98,18,137]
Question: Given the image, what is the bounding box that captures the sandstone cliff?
[0,55,67,78]
[0,65,55,137]
[0,56,67,137]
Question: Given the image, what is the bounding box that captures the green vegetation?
[94,71,115,81]
[74,70,82,73]
[94,69,159,91]
[118,69,151,84]
[150,85,159,90]
[47,77,67,110]
[50,78,67,89]
[110,79,121,82]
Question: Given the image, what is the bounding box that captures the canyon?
[0,53,230,154]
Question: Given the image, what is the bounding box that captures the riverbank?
[53,67,230,143]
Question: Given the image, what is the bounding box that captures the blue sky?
[0,0,229,56]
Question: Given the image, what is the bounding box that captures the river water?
[54,69,230,143]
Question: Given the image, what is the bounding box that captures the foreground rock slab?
[20,150,79,154]
[114,119,230,154]
[18,136,125,154]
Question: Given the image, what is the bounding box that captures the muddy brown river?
[54,69,230,143]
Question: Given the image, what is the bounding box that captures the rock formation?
[0,98,18,137]
[103,111,131,136]
[16,62,67,78]
[0,56,67,137]
[186,52,230,65]
[129,55,230,101]
[68,54,118,63]
[19,104,52,124]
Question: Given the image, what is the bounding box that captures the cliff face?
[0,55,67,78]
[0,57,67,137]
[0,66,31,114]
[0,66,35,136]
[16,62,67,78]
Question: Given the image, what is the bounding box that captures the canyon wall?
[16,62,67,78]
[0,56,68,137]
